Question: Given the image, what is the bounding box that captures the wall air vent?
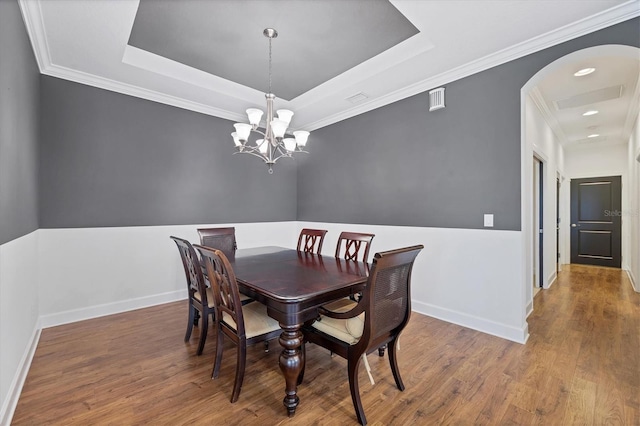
[429,87,445,111]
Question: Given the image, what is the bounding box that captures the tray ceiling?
[18,0,640,137]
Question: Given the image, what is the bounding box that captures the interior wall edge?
[628,269,638,293]
[0,231,39,425]
[0,315,40,426]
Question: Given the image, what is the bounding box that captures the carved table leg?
[278,323,304,417]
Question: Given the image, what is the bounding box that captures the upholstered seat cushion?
[222,302,281,339]
[195,288,251,308]
[312,298,365,345]
[194,288,215,308]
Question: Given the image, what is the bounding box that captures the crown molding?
[42,63,246,123]
[19,0,640,131]
[306,1,640,130]
[18,0,50,72]
[528,86,570,145]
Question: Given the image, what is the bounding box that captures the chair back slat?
[371,263,411,340]
[195,245,245,337]
[198,227,237,259]
[335,232,375,263]
[297,228,328,254]
[170,236,208,306]
[364,245,423,344]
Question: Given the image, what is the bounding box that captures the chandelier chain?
[268,36,272,94]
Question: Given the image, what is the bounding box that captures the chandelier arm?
[234,148,270,162]
[251,129,267,138]
[270,147,294,163]
[229,28,309,173]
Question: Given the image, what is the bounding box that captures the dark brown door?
[570,176,621,267]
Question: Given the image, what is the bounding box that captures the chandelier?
[231,28,310,174]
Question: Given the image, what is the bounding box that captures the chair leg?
[361,354,375,385]
[230,341,247,403]
[348,356,367,426]
[193,310,201,326]
[185,305,195,342]
[377,345,386,357]
[196,311,208,356]
[264,340,269,353]
[388,337,405,391]
[212,323,224,379]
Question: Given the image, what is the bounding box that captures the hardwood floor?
[12,265,639,425]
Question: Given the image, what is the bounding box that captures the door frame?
[533,156,544,289]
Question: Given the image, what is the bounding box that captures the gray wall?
[0,0,40,245]
[297,18,640,231]
[39,77,297,228]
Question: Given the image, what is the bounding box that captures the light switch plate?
[484,214,494,227]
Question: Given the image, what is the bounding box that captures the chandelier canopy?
[231,28,310,174]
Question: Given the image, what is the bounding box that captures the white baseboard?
[412,300,529,344]
[0,326,41,426]
[39,289,187,329]
[627,269,638,292]
[526,299,534,318]
[546,270,557,289]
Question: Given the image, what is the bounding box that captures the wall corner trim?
[627,268,638,292]
[0,326,41,426]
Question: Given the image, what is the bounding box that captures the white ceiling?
[19,0,640,144]
[532,48,639,149]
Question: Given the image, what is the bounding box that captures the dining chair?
[297,228,328,254]
[170,236,215,356]
[335,231,375,263]
[197,227,237,259]
[302,245,424,426]
[195,244,282,403]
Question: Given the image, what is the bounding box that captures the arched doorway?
[520,44,640,319]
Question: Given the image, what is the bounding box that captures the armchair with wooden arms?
[302,245,424,426]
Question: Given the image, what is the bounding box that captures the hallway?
[12,264,640,425]
[525,264,639,424]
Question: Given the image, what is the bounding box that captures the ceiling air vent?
[429,87,445,111]
[346,92,369,104]
[555,85,623,110]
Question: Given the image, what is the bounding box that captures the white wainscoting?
[37,222,298,326]
[299,222,528,343]
[2,221,529,424]
[36,221,529,339]
[0,231,40,426]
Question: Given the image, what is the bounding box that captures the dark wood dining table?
[226,246,369,417]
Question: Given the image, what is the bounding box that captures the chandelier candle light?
[231,28,310,174]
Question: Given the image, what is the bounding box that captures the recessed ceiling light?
[587,134,600,138]
[574,67,596,77]
[583,110,599,116]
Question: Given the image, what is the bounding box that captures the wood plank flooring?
[12,264,640,425]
